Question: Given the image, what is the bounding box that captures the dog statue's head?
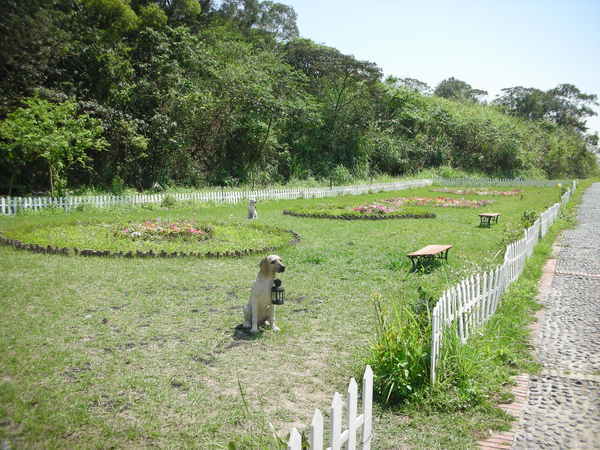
[259,254,285,277]
[249,199,257,206]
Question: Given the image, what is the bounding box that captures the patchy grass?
[0,183,568,448]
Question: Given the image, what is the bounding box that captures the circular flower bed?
[114,219,213,242]
[1,220,300,258]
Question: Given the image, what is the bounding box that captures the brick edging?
[478,257,557,449]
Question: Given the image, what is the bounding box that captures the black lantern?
[271,278,285,305]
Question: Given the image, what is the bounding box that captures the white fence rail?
[430,180,577,383]
[0,180,432,215]
[434,177,568,187]
[287,366,373,450]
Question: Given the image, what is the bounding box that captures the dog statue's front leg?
[243,304,251,329]
[250,299,259,334]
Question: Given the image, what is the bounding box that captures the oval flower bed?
[283,203,436,220]
[383,196,494,208]
[1,220,300,258]
[431,188,523,196]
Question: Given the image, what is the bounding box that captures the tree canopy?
[495,84,598,133]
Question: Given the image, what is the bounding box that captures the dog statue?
[247,199,258,219]
[243,255,285,333]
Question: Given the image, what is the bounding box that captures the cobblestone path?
[513,183,600,449]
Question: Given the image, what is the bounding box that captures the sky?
[282,0,600,135]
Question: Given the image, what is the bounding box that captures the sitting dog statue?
[247,199,258,219]
[243,255,285,333]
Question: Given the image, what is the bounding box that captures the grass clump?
[367,293,431,404]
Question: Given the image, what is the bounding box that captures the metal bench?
[479,213,500,227]
[407,244,452,271]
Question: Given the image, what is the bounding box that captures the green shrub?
[110,175,126,195]
[520,209,538,228]
[437,165,464,179]
[329,165,353,185]
[161,194,176,208]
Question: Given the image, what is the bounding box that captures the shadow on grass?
[410,258,445,274]
[232,324,263,341]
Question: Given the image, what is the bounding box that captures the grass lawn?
[0,184,564,449]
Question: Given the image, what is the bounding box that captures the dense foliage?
[1,0,598,195]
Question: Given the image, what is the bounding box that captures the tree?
[494,84,598,133]
[283,38,382,174]
[385,76,432,95]
[0,0,70,110]
[493,86,548,121]
[434,77,487,103]
[256,1,298,41]
[82,0,140,40]
[0,97,107,196]
[218,0,298,41]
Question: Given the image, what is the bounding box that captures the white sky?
[284,0,600,135]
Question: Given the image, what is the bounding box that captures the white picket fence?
[435,177,568,187]
[1,177,571,215]
[287,366,373,450]
[430,180,577,383]
[0,180,432,215]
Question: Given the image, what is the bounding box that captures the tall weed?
[367,293,431,404]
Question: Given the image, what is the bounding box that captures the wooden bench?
[407,244,452,271]
[479,213,500,227]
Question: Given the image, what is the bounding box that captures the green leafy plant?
[0,97,107,197]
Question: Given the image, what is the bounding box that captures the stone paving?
[512,183,600,449]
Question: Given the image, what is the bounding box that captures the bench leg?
[408,257,415,271]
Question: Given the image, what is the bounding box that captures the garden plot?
[0,185,561,449]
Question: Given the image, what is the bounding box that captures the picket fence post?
[310,409,324,449]
[288,428,302,449]
[286,366,373,450]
